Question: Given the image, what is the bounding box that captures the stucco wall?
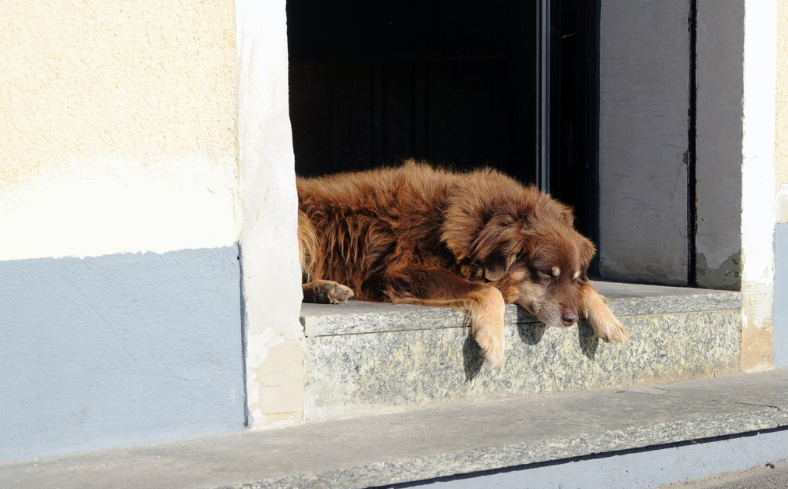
[0,1,238,260]
[773,0,788,367]
[0,0,245,460]
[778,0,788,210]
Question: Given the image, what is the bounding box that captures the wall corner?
[236,0,306,428]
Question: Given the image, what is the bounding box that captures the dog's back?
[297,161,459,300]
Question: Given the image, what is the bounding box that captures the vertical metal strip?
[588,0,602,274]
[537,0,551,193]
[688,0,698,286]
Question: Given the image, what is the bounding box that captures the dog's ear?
[559,206,575,227]
[471,217,524,281]
[579,235,596,272]
[442,194,528,277]
[482,251,516,282]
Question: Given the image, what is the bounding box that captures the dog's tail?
[298,210,318,281]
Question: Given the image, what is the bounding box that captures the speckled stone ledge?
[301,282,742,420]
[301,282,741,336]
[4,370,788,489]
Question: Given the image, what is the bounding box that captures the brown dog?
[298,161,626,367]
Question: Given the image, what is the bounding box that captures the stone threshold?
[3,370,788,489]
[300,282,743,421]
[300,281,741,337]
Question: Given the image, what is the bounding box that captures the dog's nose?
[561,311,578,326]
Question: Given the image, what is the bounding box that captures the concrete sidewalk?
[3,370,788,489]
[659,458,788,489]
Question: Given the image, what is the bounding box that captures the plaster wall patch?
[0,157,237,261]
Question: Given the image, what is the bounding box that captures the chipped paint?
[742,316,775,372]
[250,340,305,427]
[696,251,741,291]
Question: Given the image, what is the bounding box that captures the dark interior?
[286,0,598,246]
[287,0,538,184]
[550,0,599,247]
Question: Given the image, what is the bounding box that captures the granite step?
[300,282,742,421]
[4,370,788,489]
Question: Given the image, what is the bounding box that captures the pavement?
[3,369,788,489]
[660,459,788,489]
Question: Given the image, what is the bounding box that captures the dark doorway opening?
[547,0,600,251]
[286,0,599,247]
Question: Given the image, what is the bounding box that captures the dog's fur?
[298,161,626,367]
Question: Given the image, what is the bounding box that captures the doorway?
[286,0,598,247]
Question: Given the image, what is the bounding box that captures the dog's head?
[443,183,595,328]
[493,224,595,328]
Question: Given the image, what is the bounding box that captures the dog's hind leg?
[298,210,355,304]
[578,284,627,342]
[386,270,507,368]
[298,210,318,280]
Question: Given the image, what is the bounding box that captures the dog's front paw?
[474,326,506,369]
[592,310,627,343]
[305,280,355,304]
[468,287,507,368]
[580,286,627,343]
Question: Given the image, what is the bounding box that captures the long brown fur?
[298,161,626,367]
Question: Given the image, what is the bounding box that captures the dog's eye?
[536,270,553,282]
[529,266,554,283]
[573,273,588,284]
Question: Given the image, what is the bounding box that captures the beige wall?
[774,0,788,369]
[1,0,307,430]
[778,0,788,221]
[1,0,306,430]
[0,0,238,259]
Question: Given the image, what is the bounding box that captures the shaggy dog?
[298,161,626,367]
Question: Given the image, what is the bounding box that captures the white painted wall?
[740,0,777,371]
[0,159,237,260]
[236,0,306,427]
[741,0,777,290]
